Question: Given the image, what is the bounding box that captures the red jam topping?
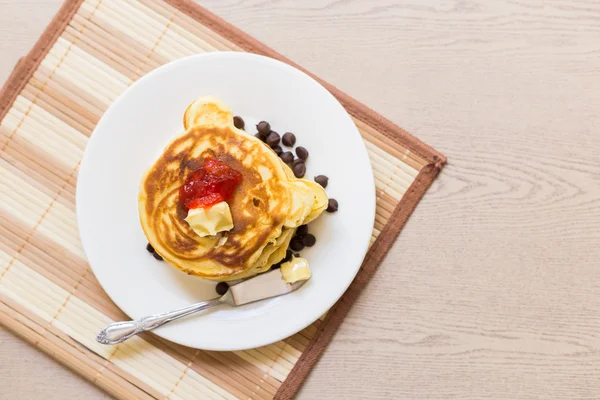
[179,157,243,210]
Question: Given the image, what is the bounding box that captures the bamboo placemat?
[0,0,445,398]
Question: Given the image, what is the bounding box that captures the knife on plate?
[96,269,307,345]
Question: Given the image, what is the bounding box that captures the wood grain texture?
[2,0,600,399]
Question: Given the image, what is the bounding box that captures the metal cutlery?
[96,269,307,345]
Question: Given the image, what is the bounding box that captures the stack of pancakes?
[139,97,327,281]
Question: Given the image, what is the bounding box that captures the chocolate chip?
[293,158,304,168]
[326,198,338,213]
[266,131,280,147]
[296,225,308,237]
[296,146,308,160]
[256,121,271,135]
[273,146,283,156]
[289,237,305,252]
[282,132,296,147]
[146,243,155,253]
[280,151,294,164]
[314,175,328,188]
[302,234,316,247]
[153,252,164,261]
[215,282,229,296]
[233,116,245,130]
[283,249,293,263]
[293,162,306,178]
[294,253,301,258]
[255,132,266,142]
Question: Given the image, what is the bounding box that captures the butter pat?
[185,201,234,237]
[280,257,311,284]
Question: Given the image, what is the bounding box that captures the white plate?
[77,52,375,350]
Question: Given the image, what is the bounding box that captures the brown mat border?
[0,0,446,399]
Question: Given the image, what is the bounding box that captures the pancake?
[139,96,327,281]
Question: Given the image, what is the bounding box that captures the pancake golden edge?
[139,96,327,281]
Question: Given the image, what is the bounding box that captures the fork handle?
[96,298,222,345]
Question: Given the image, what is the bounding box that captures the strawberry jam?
[179,157,242,210]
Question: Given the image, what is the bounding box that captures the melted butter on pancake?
[139,96,327,281]
[185,202,234,237]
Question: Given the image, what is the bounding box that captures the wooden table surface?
[2,0,600,399]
